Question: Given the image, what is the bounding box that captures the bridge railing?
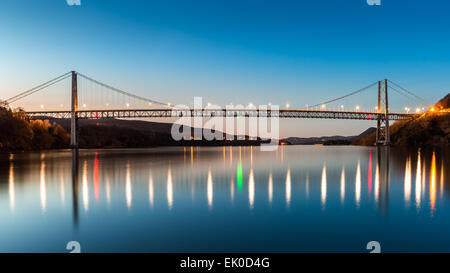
[25,108,419,121]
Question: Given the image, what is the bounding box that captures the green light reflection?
[237,162,243,192]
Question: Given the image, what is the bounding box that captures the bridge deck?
[25,108,418,121]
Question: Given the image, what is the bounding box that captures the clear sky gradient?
[1,0,449,137]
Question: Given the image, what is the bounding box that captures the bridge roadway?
[25,108,419,121]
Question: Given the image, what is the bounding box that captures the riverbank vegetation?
[0,104,69,151]
[355,94,450,147]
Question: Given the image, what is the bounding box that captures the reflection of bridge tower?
[376,146,390,214]
[70,71,78,148]
[376,79,390,146]
[71,149,79,228]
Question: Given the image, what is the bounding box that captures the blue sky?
[1,0,449,137]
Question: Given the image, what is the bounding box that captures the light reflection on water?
[286,169,291,208]
[415,150,422,209]
[404,156,412,206]
[430,152,437,215]
[82,160,88,212]
[167,166,173,210]
[8,162,14,212]
[40,160,46,213]
[0,146,449,253]
[148,171,154,208]
[355,160,361,208]
[340,165,345,205]
[320,165,326,209]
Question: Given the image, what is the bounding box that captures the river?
[0,145,449,253]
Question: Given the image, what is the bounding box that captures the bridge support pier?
[70,71,78,148]
[376,79,390,146]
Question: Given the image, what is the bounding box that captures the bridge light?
[286,103,290,109]
[207,102,212,107]
[167,102,172,107]
[148,102,152,106]
[321,104,326,109]
[430,107,436,112]
[248,102,254,107]
[126,103,130,107]
[341,105,344,109]
[355,105,360,111]
[40,105,44,109]
[416,108,421,113]
[82,104,87,108]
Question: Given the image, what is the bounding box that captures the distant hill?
[281,127,376,145]
[436,93,450,109]
[34,117,174,135]
[354,93,450,147]
[34,116,267,149]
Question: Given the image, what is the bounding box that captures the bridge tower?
[376,79,390,146]
[70,71,78,148]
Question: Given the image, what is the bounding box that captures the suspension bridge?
[4,71,434,147]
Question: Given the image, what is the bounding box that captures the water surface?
[0,146,449,253]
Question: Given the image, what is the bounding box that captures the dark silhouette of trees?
[0,105,69,151]
[355,93,450,147]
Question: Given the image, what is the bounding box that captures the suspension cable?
[6,72,72,103]
[304,81,378,109]
[388,80,432,106]
[389,85,427,107]
[76,72,171,108]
